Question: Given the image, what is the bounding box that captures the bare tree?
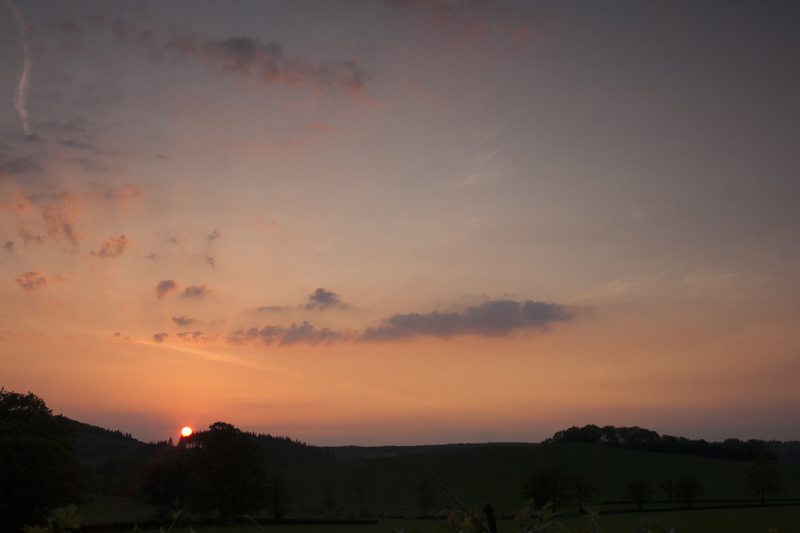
[746,458,783,505]
[349,463,371,516]
[417,477,436,517]
[624,479,652,511]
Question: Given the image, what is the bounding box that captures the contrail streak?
[5,0,31,135]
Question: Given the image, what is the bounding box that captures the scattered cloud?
[4,241,13,252]
[183,285,212,300]
[305,288,347,310]
[40,205,81,246]
[18,229,45,245]
[87,182,144,204]
[176,330,220,344]
[204,254,215,268]
[152,332,169,343]
[154,279,181,299]
[206,229,221,242]
[16,270,47,292]
[361,299,575,340]
[228,321,346,347]
[164,35,371,101]
[91,235,128,258]
[256,305,287,313]
[172,316,199,327]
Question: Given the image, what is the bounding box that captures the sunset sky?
[2,1,799,446]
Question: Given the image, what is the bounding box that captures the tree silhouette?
[416,477,436,517]
[624,479,652,511]
[746,457,783,505]
[0,389,86,530]
[349,463,371,516]
[522,467,570,511]
[266,467,292,519]
[187,422,268,521]
[659,477,675,502]
[674,475,705,508]
[569,471,599,515]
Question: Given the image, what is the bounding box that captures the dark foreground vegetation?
[2,388,799,532]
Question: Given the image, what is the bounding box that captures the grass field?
[109,506,800,533]
[286,443,800,518]
[79,443,800,531]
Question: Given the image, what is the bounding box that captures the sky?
[2,0,799,446]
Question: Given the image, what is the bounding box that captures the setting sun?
[181,427,193,438]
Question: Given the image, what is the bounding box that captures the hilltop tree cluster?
[546,424,778,461]
[142,422,294,521]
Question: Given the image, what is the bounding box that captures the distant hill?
[66,418,155,468]
[251,433,336,467]
[326,442,535,461]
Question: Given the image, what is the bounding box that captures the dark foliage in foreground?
[0,389,87,531]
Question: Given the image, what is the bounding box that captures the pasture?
[286,443,800,518]
[99,506,800,533]
[79,442,800,532]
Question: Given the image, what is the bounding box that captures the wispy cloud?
[169,35,371,100]
[5,0,32,135]
[91,235,128,258]
[306,121,336,132]
[152,332,169,343]
[87,183,144,204]
[40,206,81,246]
[206,229,221,242]
[386,0,558,50]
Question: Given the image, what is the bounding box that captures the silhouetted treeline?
[252,433,335,468]
[765,440,800,466]
[545,424,779,462]
[73,422,333,499]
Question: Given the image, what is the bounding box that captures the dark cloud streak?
[362,299,574,340]
[228,321,345,347]
[172,316,198,327]
[230,298,576,347]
